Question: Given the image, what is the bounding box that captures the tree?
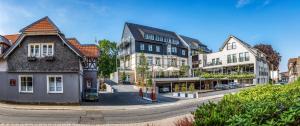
[121,71,126,83]
[136,53,149,86]
[179,65,190,77]
[97,39,118,78]
[254,44,281,70]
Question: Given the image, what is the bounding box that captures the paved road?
[0,85,245,124]
[82,84,182,106]
[0,98,221,124]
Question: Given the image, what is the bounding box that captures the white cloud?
[236,0,272,8]
[236,0,251,8]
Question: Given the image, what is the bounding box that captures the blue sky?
[0,0,299,71]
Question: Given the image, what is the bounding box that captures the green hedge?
[201,73,255,79]
[193,81,300,126]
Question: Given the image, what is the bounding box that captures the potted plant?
[180,84,187,97]
[173,84,180,97]
[187,83,197,98]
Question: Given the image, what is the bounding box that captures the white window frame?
[28,43,41,57]
[47,75,63,93]
[41,43,54,57]
[182,50,185,55]
[19,75,33,93]
[140,44,144,51]
[156,46,160,52]
[148,45,153,51]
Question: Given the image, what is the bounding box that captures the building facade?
[0,17,99,103]
[288,57,300,82]
[117,23,210,84]
[193,35,269,85]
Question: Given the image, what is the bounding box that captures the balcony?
[204,61,222,67]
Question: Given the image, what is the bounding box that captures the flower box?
[172,92,179,97]
[27,56,37,61]
[187,93,198,98]
[45,56,55,61]
[179,92,187,97]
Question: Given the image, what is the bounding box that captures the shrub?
[175,84,180,92]
[193,81,300,125]
[189,83,195,92]
[181,84,187,92]
[146,78,152,87]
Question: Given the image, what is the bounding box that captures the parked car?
[84,88,99,102]
[215,84,229,90]
[228,82,240,89]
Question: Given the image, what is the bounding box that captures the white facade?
[195,36,269,84]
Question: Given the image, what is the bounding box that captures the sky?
[0,0,299,72]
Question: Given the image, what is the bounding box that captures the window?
[148,45,153,51]
[156,46,160,52]
[239,53,245,62]
[140,44,144,51]
[245,52,250,61]
[47,75,63,93]
[233,54,237,63]
[155,58,161,66]
[41,43,54,57]
[0,46,2,54]
[171,58,177,66]
[171,47,177,53]
[212,59,216,65]
[227,55,232,63]
[227,42,236,50]
[182,50,186,55]
[19,75,33,93]
[181,60,185,66]
[167,45,171,54]
[28,43,40,57]
[147,57,153,65]
[232,42,237,49]
[227,42,232,50]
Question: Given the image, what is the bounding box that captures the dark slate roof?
[125,22,187,48]
[180,35,211,53]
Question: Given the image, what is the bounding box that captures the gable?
[20,16,60,33]
[3,17,83,59]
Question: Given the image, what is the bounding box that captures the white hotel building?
[115,23,269,92]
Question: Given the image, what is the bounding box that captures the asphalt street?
[0,84,244,124]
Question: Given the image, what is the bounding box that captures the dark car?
[228,82,240,89]
[215,84,229,90]
[84,88,99,102]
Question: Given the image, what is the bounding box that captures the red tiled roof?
[4,34,20,44]
[21,17,59,33]
[68,38,99,58]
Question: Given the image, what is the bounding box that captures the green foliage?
[137,53,149,86]
[146,78,152,87]
[174,84,180,92]
[181,84,187,92]
[201,73,255,79]
[189,83,195,92]
[121,71,126,82]
[97,39,118,78]
[193,81,300,126]
[179,65,190,77]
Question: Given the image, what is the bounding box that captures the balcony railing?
[204,61,222,67]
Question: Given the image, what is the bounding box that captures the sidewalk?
[0,88,244,111]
